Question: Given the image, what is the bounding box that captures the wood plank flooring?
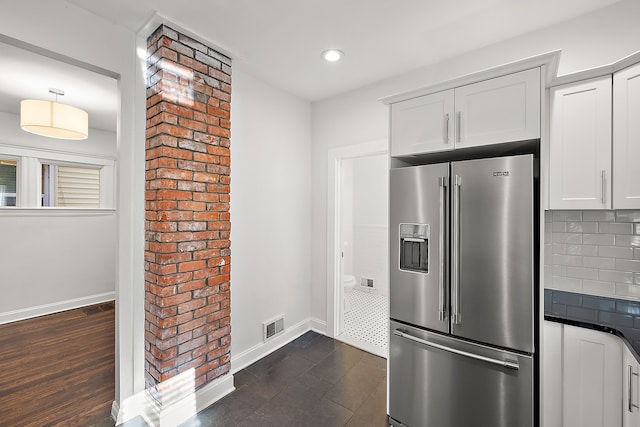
[0,303,115,426]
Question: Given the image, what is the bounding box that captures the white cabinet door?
[563,325,623,427]
[549,76,612,209]
[613,62,640,209]
[390,90,454,156]
[623,345,640,426]
[454,68,540,148]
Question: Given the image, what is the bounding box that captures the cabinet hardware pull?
[444,114,450,144]
[456,112,462,143]
[394,329,519,370]
[630,365,639,412]
[601,170,606,205]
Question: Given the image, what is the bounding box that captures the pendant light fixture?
[20,88,88,140]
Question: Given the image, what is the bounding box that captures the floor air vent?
[83,302,115,316]
[360,277,374,288]
[263,315,285,342]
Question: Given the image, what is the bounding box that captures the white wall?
[0,211,116,314]
[310,0,640,321]
[229,65,312,359]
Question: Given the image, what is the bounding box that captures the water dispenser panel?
[399,223,429,273]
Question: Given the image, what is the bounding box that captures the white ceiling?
[68,0,622,102]
[0,0,623,134]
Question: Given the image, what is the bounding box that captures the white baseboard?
[111,400,119,423]
[115,373,235,427]
[231,317,323,373]
[0,291,116,324]
[309,317,327,335]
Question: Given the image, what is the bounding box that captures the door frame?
[325,139,387,338]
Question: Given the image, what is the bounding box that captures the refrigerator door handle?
[452,174,461,324]
[438,176,447,322]
[393,329,520,370]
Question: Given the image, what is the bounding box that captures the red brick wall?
[145,25,231,390]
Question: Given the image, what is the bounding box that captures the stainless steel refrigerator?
[388,154,536,427]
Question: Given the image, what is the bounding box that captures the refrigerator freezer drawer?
[389,320,534,427]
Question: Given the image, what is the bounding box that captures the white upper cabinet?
[562,324,622,427]
[391,90,454,156]
[455,67,541,148]
[549,76,613,209]
[613,62,640,209]
[390,68,541,156]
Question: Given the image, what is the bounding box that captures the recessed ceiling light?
[322,49,344,62]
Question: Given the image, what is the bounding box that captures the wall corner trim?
[137,13,234,60]
[309,318,328,335]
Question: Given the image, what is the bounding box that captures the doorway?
[327,140,388,358]
[0,35,119,424]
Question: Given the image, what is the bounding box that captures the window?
[42,164,101,208]
[0,145,114,209]
[0,159,17,206]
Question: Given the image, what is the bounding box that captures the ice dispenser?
[399,223,429,273]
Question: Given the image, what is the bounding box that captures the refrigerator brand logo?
[492,171,510,177]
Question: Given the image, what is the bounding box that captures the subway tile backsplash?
[545,210,640,302]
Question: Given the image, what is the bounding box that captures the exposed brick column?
[144,24,231,390]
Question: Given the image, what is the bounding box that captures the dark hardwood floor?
[0,302,115,427]
[94,331,388,427]
[180,331,388,427]
[0,309,385,427]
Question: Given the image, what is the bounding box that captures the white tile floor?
[339,288,388,358]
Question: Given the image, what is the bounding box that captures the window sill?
[0,207,116,216]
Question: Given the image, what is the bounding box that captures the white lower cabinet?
[624,345,640,426]
[544,322,630,427]
[563,324,622,427]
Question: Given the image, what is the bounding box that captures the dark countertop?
[544,288,640,365]
[545,314,640,364]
